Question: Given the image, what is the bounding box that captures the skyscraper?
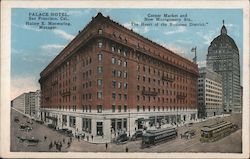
[207,20,241,113]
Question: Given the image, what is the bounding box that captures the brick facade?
[39,13,198,143]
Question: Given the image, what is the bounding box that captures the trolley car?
[141,127,177,148]
[200,121,238,142]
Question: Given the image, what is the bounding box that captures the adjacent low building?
[12,90,41,117]
[198,67,223,118]
[39,12,199,143]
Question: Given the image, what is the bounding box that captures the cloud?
[40,44,65,51]
[53,29,74,41]
[176,39,192,44]
[164,26,186,35]
[123,22,150,34]
[11,75,39,100]
[156,40,190,59]
[13,23,41,32]
[197,60,206,67]
[196,30,216,45]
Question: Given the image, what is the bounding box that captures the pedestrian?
[70,137,72,143]
[44,135,47,141]
[49,142,52,150]
[87,136,89,141]
[102,134,103,138]
[78,135,80,141]
[67,141,71,148]
[58,144,61,152]
[63,138,65,143]
[91,135,93,141]
[105,142,108,150]
[54,141,56,145]
[125,147,128,152]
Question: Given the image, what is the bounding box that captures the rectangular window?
[118,93,122,100]
[137,105,140,112]
[97,105,103,113]
[117,71,121,77]
[112,81,116,89]
[118,105,121,112]
[98,54,103,61]
[143,106,145,112]
[123,71,127,78]
[124,94,127,100]
[148,106,151,111]
[112,93,116,100]
[112,105,115,112]
[97,91,103,99]
[98,29,103,34]
[69,116,76,128]
[118,82,121,89]
[112,70,116,77]
[112,57,116,64]
[118,60,121,66]
[97,66,103,73]
[124,105,127,112]
[98,41,103,48]
[124,83,128,89]
[111,46,115,52]
[97,79,103,87]
[123,61,127,67]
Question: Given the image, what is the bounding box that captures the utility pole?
[191,47,197,64]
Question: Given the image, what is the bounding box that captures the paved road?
[11,108,242,153]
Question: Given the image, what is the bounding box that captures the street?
[11,108,242,153]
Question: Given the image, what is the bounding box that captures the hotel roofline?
[40,12,197,79]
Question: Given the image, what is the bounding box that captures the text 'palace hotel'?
[39,13,198,143]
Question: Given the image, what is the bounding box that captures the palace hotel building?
[39,13,198,143]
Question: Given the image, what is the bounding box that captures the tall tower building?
[207,20,241,113]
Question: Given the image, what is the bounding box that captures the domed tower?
[207,20,241,113]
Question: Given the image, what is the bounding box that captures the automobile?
[19,124,32,131]
[116,133,128,144]
[131,130,143,141]
[181,129,196,139]
[188,122,194,126]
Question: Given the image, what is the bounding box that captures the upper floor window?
[97,105,103,113]
[97,91,103,99]
[98,54,103,61]
[112,57,116,64]
[124,105,127,112]
[123,71,127,78]
[112,105,115,112]
[118,49,121,54]
[118,60,121,66]
[97,66,103,73]
[118,105,122,112]
[98,41,103,48]
[124,83,128,89]
[123,61,127,67]
[97,79,103,87]
[98,29,103,34]
[137,105,140,112]
[111,46,115,52]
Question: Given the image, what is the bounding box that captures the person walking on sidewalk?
[105,142,108,150]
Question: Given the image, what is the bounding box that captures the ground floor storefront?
[40,109,198,143]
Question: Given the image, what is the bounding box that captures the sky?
[11,8,243,100]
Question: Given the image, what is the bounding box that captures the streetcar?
[141,127,177,148]
[200,121,238,143]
